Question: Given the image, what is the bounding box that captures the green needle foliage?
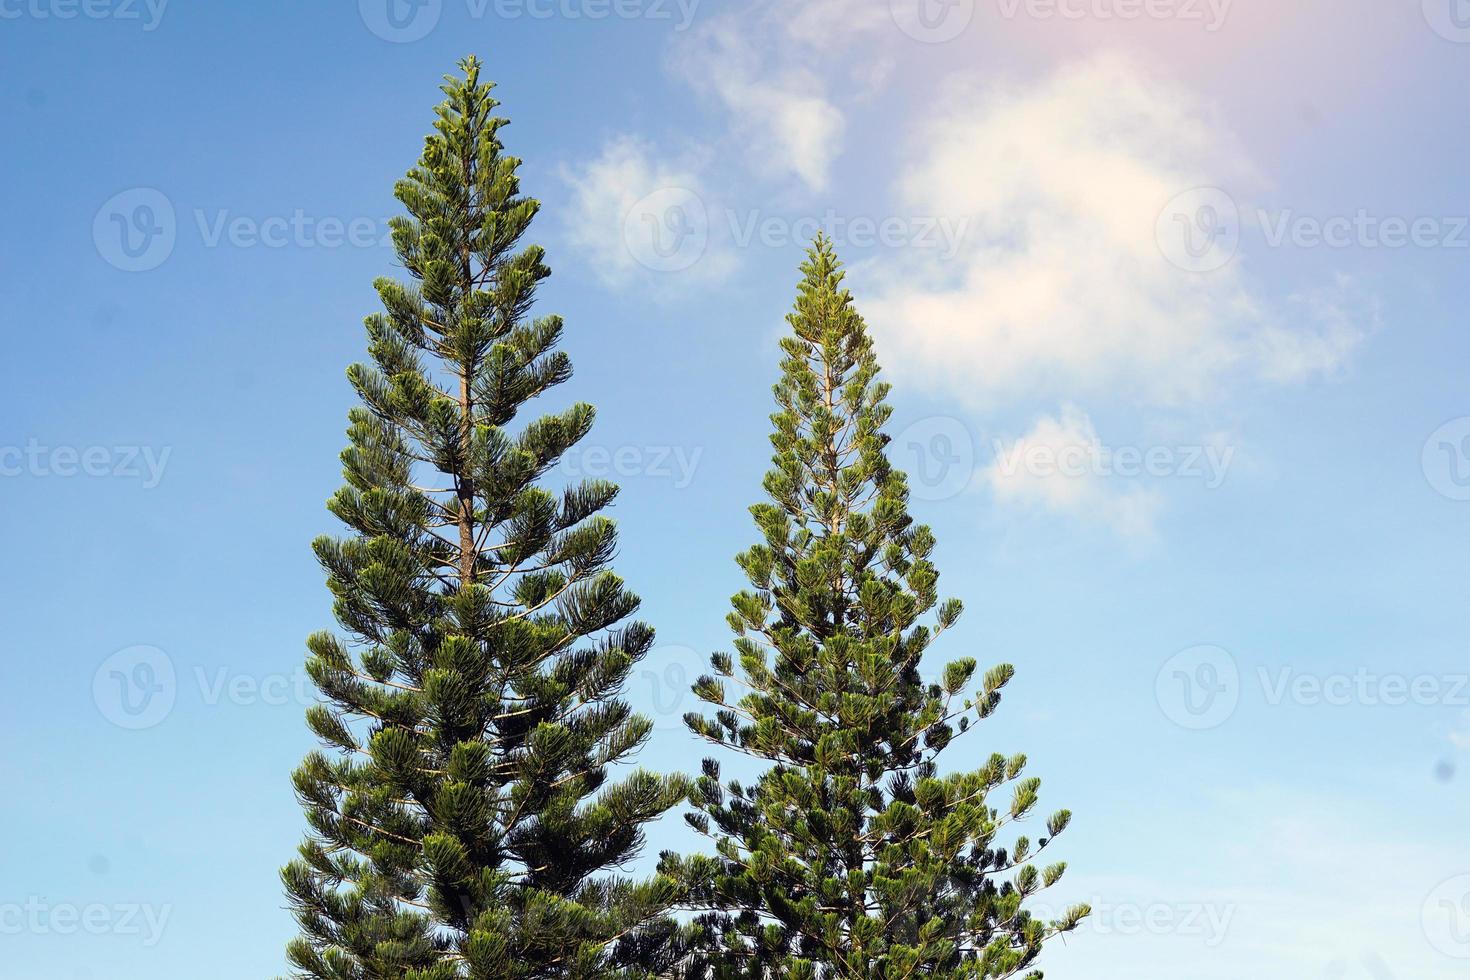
[282,57,687,980]
[664,237,1089,980]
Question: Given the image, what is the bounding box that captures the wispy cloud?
[863,54,1373,408]
[666,0,894,192]
[557,136,733,291]
[983,404,1162,541]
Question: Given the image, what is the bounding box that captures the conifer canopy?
[282,57,687,980]
[664,237,1089,980]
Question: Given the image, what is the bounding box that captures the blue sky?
[3,1,1470,977]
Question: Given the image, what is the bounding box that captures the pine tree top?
[668,236,1088,979]
[282,58,688,980]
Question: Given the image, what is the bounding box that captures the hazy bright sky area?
[4,1,1470,977]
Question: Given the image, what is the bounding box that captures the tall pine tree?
[666,237,1088,979]
[282,58,687,980]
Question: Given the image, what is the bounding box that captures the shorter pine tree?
[665,237,1088,979]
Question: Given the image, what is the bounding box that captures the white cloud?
[777,0,892,48]
[557,136,732,290]
[668,1,890,192]
[983,404,1162,540]
[863,54,1373,408]
[1258,273,1379,383]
